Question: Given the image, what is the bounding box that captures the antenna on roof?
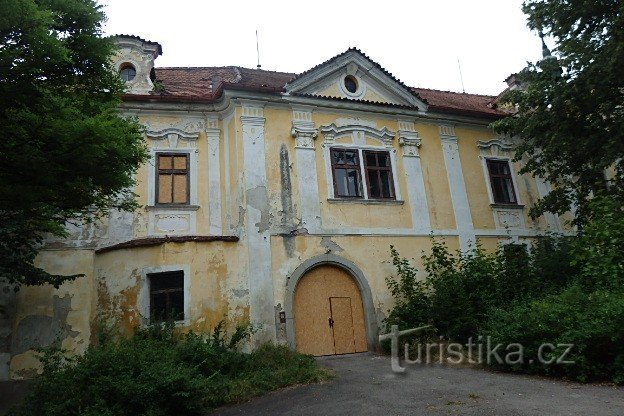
[256,29,261,69]
[457,58,466,93]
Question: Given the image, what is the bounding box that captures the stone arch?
[284,254,378,352]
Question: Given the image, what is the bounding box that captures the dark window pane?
[487,159,517,204]
[344,76,358,93]
[380,170,393,198]
[333,150,345,165]
[363,150,395,200]
[345,151,358,165]
[149,271,185,322]
[369,172,381,198]
[503,178,517,203]
[378,153,390,167]
[169,291,185,321]
[151,292,168,321]
[150,271,184,291]
[366,152,377,167]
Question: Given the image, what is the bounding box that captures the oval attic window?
[119,63,136,82]
[344,75,358,94]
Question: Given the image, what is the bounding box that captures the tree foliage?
[492,0,624,223]
[0,0,148,287]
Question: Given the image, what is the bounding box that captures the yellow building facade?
[0,36,571,379]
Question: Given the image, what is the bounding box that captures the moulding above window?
[477,139,514,152]
[319,123,396,147]
[146,128,200,149]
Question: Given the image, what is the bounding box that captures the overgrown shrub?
[484,285,624,383]
[9,321,331,416]
[385,207,624,384]
[386,237,575,343]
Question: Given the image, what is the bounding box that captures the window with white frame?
[330,147,396,200]
[148,270,185,322]
[486,158,518,204]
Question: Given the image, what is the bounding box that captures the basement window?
[148,270,185,323]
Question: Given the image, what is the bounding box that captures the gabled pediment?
[285,48,427,110]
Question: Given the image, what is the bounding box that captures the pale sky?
[99,0,542,96]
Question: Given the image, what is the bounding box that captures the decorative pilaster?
[206,116,222,235]
[292,108,321,231]
[439,124,476,252]
[291,109,318,149]
[398,120,430,231]
[241,102,276,345]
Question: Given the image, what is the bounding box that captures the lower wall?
[4,234,523,379]
[3,250,95,380]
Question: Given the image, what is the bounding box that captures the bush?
[9,321,331,416]
[484,286,624,383]
[385,216,624,383]
[385,238,575,343]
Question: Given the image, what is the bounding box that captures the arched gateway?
[285,255,378,356]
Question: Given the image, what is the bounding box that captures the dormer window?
[344,75,358,94]
[119,63,136,82]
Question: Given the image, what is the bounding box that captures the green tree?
[0,0,148,287]
[492,0,624,223]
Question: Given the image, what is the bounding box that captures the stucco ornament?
[477,138,515,157]
[112,36,161,95]
[398,120,421,157]
[319,123,396,147]
[291,125,318,149]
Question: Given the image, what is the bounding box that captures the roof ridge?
[412,86,496,98]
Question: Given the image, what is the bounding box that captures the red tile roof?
[143,66,504,119]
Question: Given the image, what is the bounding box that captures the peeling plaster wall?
[94,241,247,336]
[7,250,95,379]
[9,96,569,378]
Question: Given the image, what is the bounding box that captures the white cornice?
[120,90,497,128]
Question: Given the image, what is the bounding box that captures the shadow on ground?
[211,352,623,416]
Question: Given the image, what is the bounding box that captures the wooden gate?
[293,265,367,356]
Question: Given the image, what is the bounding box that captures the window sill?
[327,198,404,205]
[491,203,525,210]
[146,205,200,211]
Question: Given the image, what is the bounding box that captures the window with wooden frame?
[156,153,189,205]
[364,150,395,199]
[148,271,184,322]
[331,148,363,198]
[486,159,518,204]
[330,147,396,200]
